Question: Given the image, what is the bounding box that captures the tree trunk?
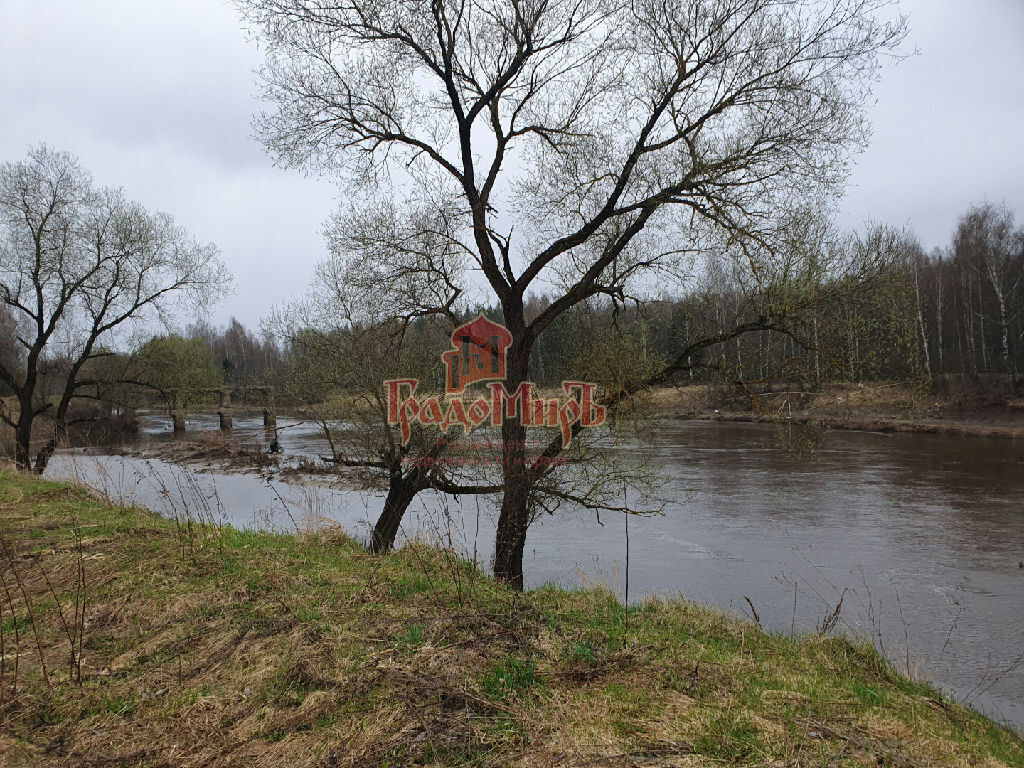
[14,410,33,472]
[33,419,67,474]
[988,271,1011,376]
[370,462,430,552]
[913,258,932,378]
[492,335,532,589]
[936,266,944,374]
[493,461,531,589]
[955,317,965,376]
[998,295,1010,375]
[964,269,977,375]
[369,473,421,553]
[812,314,821,385]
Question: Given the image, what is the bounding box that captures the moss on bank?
[0,471,1020,767]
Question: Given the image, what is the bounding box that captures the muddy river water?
[45,413,1024,732]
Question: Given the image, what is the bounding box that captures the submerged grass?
[0,470,1020,767]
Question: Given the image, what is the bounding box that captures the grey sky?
[1,0,1022,330]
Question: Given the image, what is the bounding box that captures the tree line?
[8,193,1018,435]
[911,203,1023,379]
[524,203,1023,388]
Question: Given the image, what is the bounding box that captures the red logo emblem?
[442,314,513,394]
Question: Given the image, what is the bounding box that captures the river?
[44,412,1024,733]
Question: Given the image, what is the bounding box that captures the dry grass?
[646,382,931,419]
[647,382,1024,438]
[0,470,1021,767]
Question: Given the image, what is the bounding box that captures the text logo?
[384,316,606,447]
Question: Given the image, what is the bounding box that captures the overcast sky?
[1,0,1022,330]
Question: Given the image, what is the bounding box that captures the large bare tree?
[273,196,669,557]
[240,0,907,586]
[0,145,230,472]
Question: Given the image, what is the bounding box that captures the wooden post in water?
[218,387,233,433]
[168,389,186,436]
[262,388,277,444]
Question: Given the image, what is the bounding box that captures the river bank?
[650,383,1024,439]
[0,471,1021,767]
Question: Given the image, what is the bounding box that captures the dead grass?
[649,382,1024,438]
[647,382,931,418]
[0,471,1021,767]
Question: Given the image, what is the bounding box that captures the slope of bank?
[651,383,1024,439]
[0,472,1020,767]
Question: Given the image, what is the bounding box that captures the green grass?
[393,623,426,651]
[480,656,538,702]
[0,469,1021,767]
[2,615,31,634]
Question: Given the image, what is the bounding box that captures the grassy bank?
[0,472,1020,767]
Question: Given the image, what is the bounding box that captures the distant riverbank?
[649,382,1024,439]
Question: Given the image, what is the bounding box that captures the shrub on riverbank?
[0,471,1020,767]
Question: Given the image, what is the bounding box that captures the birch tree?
[953,203,1023,377]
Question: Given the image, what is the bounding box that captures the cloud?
[839,0,1024,249]
[0,0,339,329]
[1,0,1022,329]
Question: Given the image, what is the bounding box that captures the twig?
[743,595,761,627]
[1,540,51,692]
[893,587,911,677]
[623,480,630,637]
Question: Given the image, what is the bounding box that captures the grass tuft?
[480,656,539,702]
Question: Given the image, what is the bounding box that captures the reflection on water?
[46,413,1024,732]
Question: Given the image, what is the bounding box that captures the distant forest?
[2,201,1020,407]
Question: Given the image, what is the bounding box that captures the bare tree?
[0,145,230,471]
[283,317,469,552]
[270,214,512,552]
[241,0,907,586]
[953,203,1023,378]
